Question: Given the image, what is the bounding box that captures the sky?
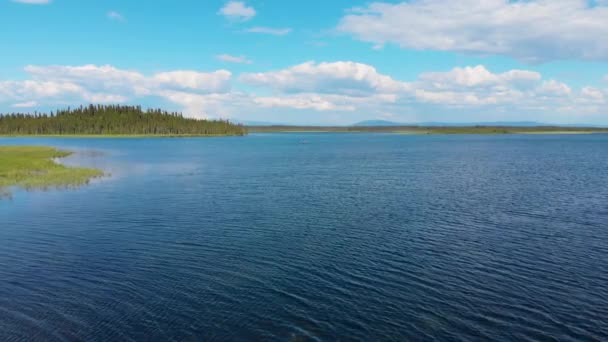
[1,0,608,125]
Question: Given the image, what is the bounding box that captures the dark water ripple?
[1,134,608,341]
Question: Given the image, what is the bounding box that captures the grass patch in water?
[0,146,103,194]
[0,134,243,138]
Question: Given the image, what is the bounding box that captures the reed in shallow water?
[0,146,103,194]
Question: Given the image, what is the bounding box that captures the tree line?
[0,104,247,136]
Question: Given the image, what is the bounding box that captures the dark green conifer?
[0,105,246,136]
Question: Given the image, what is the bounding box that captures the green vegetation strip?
[0,134,243,138]
[0,146,103,194]
[247,126,608,134]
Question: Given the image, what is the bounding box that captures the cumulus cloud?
[1,61,605,122]
[0,64,234,118]
[410,65,572,106]
[0,79,129,108]
[414,90,505,106]
[157,91,244,118]
[153,70,232,93]
[246,27,292,36]
[25,64,143,89]
[24,64,231,94]
[253,94,356,111]
[537,80,572,97]
[236,61,607,117]
[219,1,256,21]
[238,61,576,111]
[12,101,38,108]
[0,80,81,99]
[338,0,608,62]
[418,65,541,88]
[216,54,253,64]
[579,86,605,103]
[83,93,129,103]
[11,0,50,4]
[240,61,410,96]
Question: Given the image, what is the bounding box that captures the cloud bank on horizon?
[1,0,607,124]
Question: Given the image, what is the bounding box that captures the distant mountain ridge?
[352,120,604,128]
[352,120,404,126]
[238,120,285,126]
[238,119,605,128]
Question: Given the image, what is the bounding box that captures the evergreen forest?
[0,105,246,136]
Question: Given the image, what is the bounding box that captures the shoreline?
[0,133,246,138]
[247,130,606,135]
[1,130,606,138]
[0,146,104,196]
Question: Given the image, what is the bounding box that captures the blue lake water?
[1,133,608,341]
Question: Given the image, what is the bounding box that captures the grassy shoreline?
[247,126,608,134]
[0,133,245,138]
[1,127,606,137]
[0,146,103,196]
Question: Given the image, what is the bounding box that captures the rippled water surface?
[1,133,608,341]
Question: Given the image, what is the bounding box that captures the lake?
[1,133,607,341]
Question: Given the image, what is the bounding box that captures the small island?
[0,146,103,196]
[0,104,247,137]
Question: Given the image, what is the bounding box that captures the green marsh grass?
[0,146,103,195]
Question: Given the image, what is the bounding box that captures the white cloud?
[246,27,292,36]
[24,64,231,94]
[219,1,256,21]
[338,0,608,62]
[418,65,541,88]
[414,69,516,106]
[411,66,560,106]
[157,91,240,118]
[252,92,398,112]
[414,90,502,106]
[216,54,252,64]
[253,94,356,111]
[11,0,50,4]
[155,91,257,119]
[0,80,129,106]
[579,86,605,103]
[107,11,125,22]
[537,80,572,97]
[83,93,128,103]
[240,61,410,96]
[0,80,83,99]
[1,64,234,118]
[237,61,606,116]
[12,101,37,108]
[2,62,606,123]
[153,70,232,93]
[25,64,144,90]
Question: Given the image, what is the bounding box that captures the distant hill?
[417,121,545,127]
[353,120,604,128]
[353,120,403,127]
[244,119,605,129]
[238,120,286,126]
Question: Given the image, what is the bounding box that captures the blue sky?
[1,0,608,125]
